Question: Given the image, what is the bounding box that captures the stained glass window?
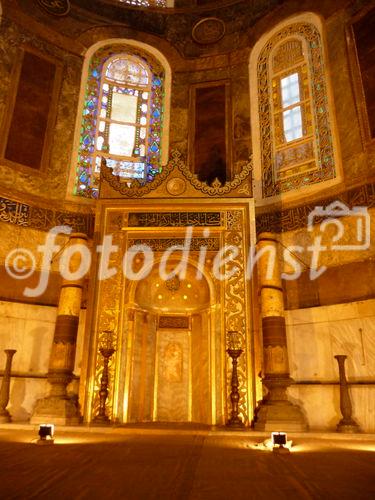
[117,1,169,7]
[253,19,337,199]
[75,46,165,198]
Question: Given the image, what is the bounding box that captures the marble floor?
[0,426,374,499]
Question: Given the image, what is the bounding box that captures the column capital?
[257,232,279,244]
[68,232,88,241]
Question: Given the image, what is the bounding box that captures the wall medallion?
[37,0,70,16]
[166,177,186,196]
[192,18,226,45]
[165,276,181,292]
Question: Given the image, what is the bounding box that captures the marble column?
[31,233,88,425]
[254,232,307,431]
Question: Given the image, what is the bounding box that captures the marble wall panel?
[0,300,86,421]
[286,298,375,431]
[288,385,375,432]
[156,329,190,422]
[8,378,50,422]
[0,301,56,374]
[351,386,375,433]
[288,385,339,430]
[287,299,375,380]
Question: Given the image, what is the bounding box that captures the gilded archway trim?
[101,149,253,197]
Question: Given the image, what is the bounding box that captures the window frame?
[250,15,341,204]
[73,44,166,199]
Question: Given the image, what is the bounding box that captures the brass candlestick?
[334,355,360,433]
[94,331,115,424]
[226,331,244,428]
[0,349,16,423]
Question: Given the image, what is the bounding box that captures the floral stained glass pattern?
[118,1,168,7]
[75,46,165,198]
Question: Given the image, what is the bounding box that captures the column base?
[254,401,308,432]
[337,419,361,433]
[226,417,245,429]
[31,397,81,426]
[92,415,111,425]
[0,410,11,423]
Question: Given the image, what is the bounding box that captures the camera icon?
[307,201,370,251]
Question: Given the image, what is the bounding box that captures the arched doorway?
[126,261,213,424]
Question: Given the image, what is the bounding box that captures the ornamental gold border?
[100,152,175,197]
[83,198,256,425]
[224,209,249,423]
[101,149,253,197]
[257,22,336,198]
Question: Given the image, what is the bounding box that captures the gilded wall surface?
[324,8,375,184]
[0,0,373,206]
[0,19,83,200]
[171,56,252,177]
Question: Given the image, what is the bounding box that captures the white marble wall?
[1,297,374,431]
[0,300,85,421]
[286,299,375,432]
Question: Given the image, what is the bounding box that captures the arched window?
[75,46,165,198]
[251,15,340,202]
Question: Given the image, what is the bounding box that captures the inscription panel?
[159,316,190,329]
[128,212,223,227]
[0,196,93,234]
[128,238,220,252]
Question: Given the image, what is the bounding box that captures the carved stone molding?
[37,0,71,17]
[100,154,175,198]
[256,181,375,233]
[128,238,220,252]
[192,18,226,45]
[101,149,253,198]
[176,151,253,197]
[224,209,249,423]
[0,196,94,234]
[127,211,223,227]
[92,232,125,421]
